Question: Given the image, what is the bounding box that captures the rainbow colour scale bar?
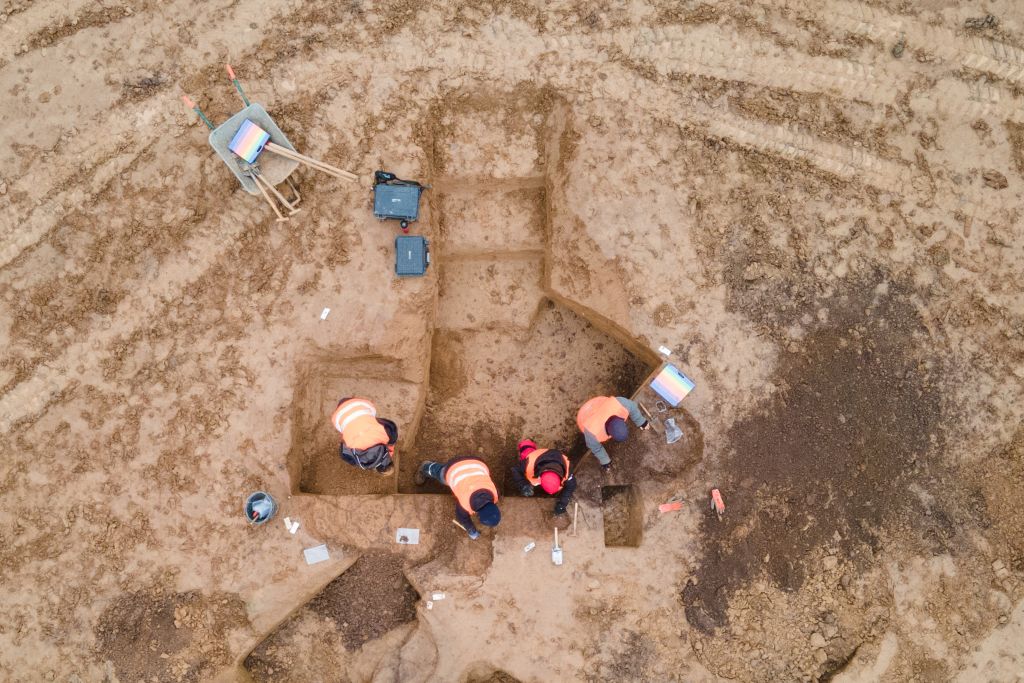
[228,119,270,163]
[650,363,696,407]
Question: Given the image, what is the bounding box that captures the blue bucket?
[245,491,278,525]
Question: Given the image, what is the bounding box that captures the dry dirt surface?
[3,0,1024,681]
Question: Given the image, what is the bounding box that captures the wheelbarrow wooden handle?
[264,142,358,182]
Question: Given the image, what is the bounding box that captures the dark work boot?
[414,463,429,486]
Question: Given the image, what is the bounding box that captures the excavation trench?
[288,87,660,498]
[258,86,704,680]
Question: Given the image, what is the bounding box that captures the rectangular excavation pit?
[433,103,547,179]
[435,183,546,254]
[601,484,644,548]
[436,255,545,330]
[287,357,420,496]
[400,299,651,495]
[398,90,653,496]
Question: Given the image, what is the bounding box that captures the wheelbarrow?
[182,65,357,221]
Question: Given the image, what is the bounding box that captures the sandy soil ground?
[3,0,1024,681]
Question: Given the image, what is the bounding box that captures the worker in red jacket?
[577,395,650,471]
[415,457,501,539]
[331,397,398,475]
[509,439,576,516]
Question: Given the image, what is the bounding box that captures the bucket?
[245,491,278,525]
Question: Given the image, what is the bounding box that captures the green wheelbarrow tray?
[208,103,299,195]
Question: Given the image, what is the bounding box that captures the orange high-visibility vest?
[576,396,629,442]
[331,398,388,451]
[445,459,499,514]
[523,449,570,487]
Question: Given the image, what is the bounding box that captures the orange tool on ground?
[659,501,684,513]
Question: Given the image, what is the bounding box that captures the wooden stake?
[264,142,358,181]
[572,502,578,536]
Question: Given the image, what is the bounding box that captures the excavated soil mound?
[95,589,247,682]
[243,552,419,679]
[308,552,419,649]
[588,405,704,484]
[466,672,523,683]
[244,552,419,681]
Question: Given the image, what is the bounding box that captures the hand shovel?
[552,527,563,566]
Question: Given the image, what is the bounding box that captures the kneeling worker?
[577,395,650,471]
[331,397,398,476]
[510,440,576,516]
[415,457,501,539]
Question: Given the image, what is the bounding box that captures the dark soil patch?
[606,629,654,682]
[683,281,948,633]
[1005,121,1024,177]
[466,670,523,683]
[122,74,167,102]
[96,589,246,682]
[27,7,130,49]
[308,552,419,650]
[602,484,643,547]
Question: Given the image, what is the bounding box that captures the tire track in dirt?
[569,61,1010,224]
[0,47,403,430]
[2,10,1011,432]
[1,22,393,428]
[273,20,1004,230]
[0,0,95,64]
[796,0,1024,85]
[0,130,158,270]
[628,24,896,106]
[750,0,1024,123]
[0,202,261,432]
[930,78,1024,124]
[0,0,290,271]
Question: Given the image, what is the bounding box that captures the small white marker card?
[320,308,331,320]
[395,528,420,545]
[303,544,330,565]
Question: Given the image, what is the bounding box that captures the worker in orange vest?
[509,439,576,516]
[577,395,650,471]
[330,397,398,476]
[414,457,501,539]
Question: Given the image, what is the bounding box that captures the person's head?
[476,502,501,527]
[517,439,537,458]
[606,416,629,441]
[539,470,562,495]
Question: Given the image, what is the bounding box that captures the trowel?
[552,527,563,566]
[637,401,661,434]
